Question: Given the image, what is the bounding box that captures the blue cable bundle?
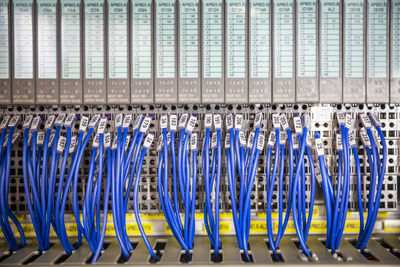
[0,115,25,251]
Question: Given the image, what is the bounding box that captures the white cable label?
[226,114,233,129]
[69,136,77,153]
[115,113,123,127]
[44,115,56,129]
[213,114,222,129]
[88,114,101,129]
[235,114,243,130]
[160,114,168,129]
[225,132,230,149]
[123,114,132,128]
[143,133,154,148]
[211,132,218,148]
[247,132,255,148]
[279,131,287,145]
[170,114,177,131]
[104,133,111,148]
[302,114,311,129]
[57,136,67,152]
[48,133,55,148]
[349,130,356,147]
[337,112,346,126]
[360,128,371,147]
[97,118,107,134]
[186,116,197,132]
[11,133,20,145]
[64,113,75,127]
[359,113,372,128]
[204,114,212,128]
[293,116,302,134]
[336,133,343,150]
[292,135,299,150]
[55,114,66,126]
[111,136,118,150]
[157,135,163,151]
[254,112,263,129]
[8,115,20,127]
[179,113,189,129]
[272,114,280,129]
[267,131,276,147]
[239,131,246,146]
[0,115,10,130]
[133,114,144,130]
[280,114,289,130]
[140,116,152,133]
[23,115,33,129]
[345,113,353,129]
[257,132,265,150]
[306,132,312,147]
[93,134,100,147]
[31,116,41,131]
[125,135,131,151]
[191,133,198,150]
[37,132,45,145]
[79,116,89,132]
[315,138,324,156]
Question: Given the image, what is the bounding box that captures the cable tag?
[359,113,372,128]
[69,136,77,153]
[11,133,20,145]
[123,114,132,128]
[267,131,275,147]
[179,113,189,129]
[160,114,168,129]
[0,115,11,130]
[143,133,154,148]
[133,114,144,130]
[280,114,290,130]
[30,116,41,131]
[93,134,100,148]
[279,131,287,145]
[3,133,8,147]
[57,136,67,152]
[54,114,66,126]
[140,116,152,133]
[292,135,299,150]
[204,114,212,128]
[97,118,107,134]
[79,116,89,132]
[191,132,198,150]
[125,135,131,151]
[235,114,243,130]
[369,113,382,127]
[257,132,265,150]
[211,132,218,148]
[239,131,246,146]
[23,115,33,129]
[336,133,343,150]
[247,132,255,148]
[186,115,197,132]
[336,112,346,126]
[111,136,118,150]
[44,115,56,130]
[167,132,171,145]
[8,115,20,128]
[115,113,123,127]
[315,137,324,156]
[37,132,45,145]
[213,114,222,129]
[226,114,233,129]
[345,113,353,129]
[254,112,263,129]
[349,130,356,147]
[88,114,101,129]
[302,114,311,129]
[157,135,163,151]
[272,114,280,129]
[306,132,312,147]
[64,113,75,128]
[360,128,371,147]
[225,132,230,149]
[48,133,55,148]
[293,116,302,134]
[170,114,177,131]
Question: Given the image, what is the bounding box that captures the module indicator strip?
[60,0,82,104]
[249,0,271,103]
[366,0,388,103]
[392,0,400,102]
[273,0,295,103]
[13,0,34,104]
[0,0,11,104]
[225,0,247,103]
[343,0,365,103]
[84,0,106,104]
[201,0,224,103]
[296,0,318,102]
[37,0,58,104]
[131,0,153,103]
[108,0,129,104]
[155,0,177,103]
[319,0,342,103]
[178,0,200,103]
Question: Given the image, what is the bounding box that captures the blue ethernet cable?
[177,114,189,203]
[213,116,222,256]
[188,133,198,249]
[132,134,158,261]
[304,144,316,240]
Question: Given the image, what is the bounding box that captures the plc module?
[0,0,399,266]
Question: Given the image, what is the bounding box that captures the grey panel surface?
[390,0,400,103]
[0,0,12,104]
